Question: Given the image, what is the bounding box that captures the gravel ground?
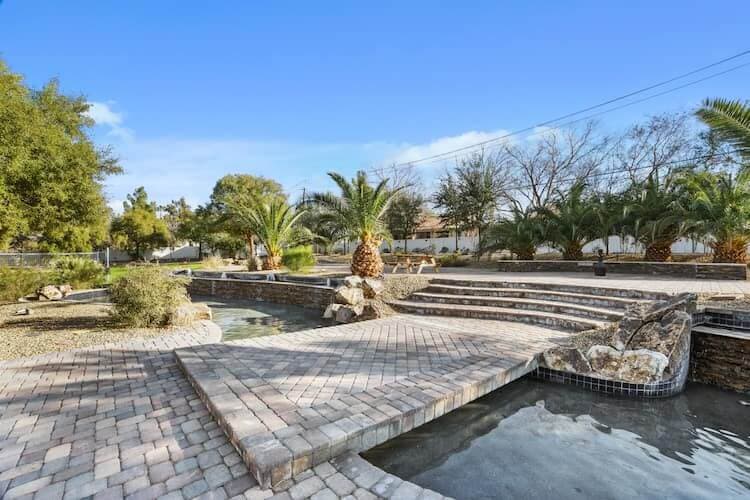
[0,301,176,360]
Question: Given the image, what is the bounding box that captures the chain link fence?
[0,250,109,268]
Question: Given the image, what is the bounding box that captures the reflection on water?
[363,379,750,500]
[195,297,331,341]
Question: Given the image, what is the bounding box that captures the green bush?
[282,245,316,272]
[438,253,469,267]
[50,256,105,289]
[109,266,188,327]
[0,267,52,303]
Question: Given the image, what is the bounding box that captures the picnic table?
[382,253,441,274]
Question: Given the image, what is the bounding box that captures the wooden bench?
[383,254,441,274]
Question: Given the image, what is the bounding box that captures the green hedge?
[282,245,316,272]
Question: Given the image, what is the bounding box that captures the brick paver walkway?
[176,316,571,489]
[0,322,266,500]
[0,313,572,499]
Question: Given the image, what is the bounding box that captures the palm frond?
[696,98,750,160]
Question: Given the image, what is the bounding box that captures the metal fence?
[0,249,110,268]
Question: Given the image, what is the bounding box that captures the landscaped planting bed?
[0,301,179,360]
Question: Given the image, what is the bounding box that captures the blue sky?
[1,1,749,210]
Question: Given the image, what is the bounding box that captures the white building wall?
[109,243,201,263]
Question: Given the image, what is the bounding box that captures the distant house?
[381,215,479,254]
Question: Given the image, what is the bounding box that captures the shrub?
[0,267,52,303]
[202,255,225,270]
[439,254,469,267]
[109,266,188,327]
[50,256,105,289]
[282,245,316,272]
[440,246,450,254]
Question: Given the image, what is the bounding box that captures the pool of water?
[195,297,332,341]
[363,379,750,500]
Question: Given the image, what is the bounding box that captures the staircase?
[389,278,670,332]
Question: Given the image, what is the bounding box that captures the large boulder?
[37,285,63,301]
[323,303,341,319]
[542,347,592,374]
[334,286,364,305]
[335,304,364,323]
[612,293,695,350]
[58,284,73,297]
[361,278,385,299]
[587,345,669,383]
[343,275,363,288]
[171,302,213,326]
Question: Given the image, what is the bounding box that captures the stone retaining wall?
[188,277,335,311]
[495,260,748,280]
[690,332,750,392]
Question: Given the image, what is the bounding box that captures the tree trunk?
[562,242,584,261]
[404,237,408,253]
[516,246,535,260]
[644,241,673,262]
[246,234,260,270]
[711,238,748,263]
[454,224,459,252]
[351,236,383,277]
[263,253,282,270]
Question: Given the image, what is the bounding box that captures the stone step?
[429,278,670,301]
[423,284,639,310]
[411,292,624,321]
[692,324,750,341]
[388,299,605,332]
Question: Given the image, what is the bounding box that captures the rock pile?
[171,302,213,326]
[21,284,74,302]
[542,293,695,384]
[323,275,385,323]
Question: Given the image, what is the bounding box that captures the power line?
[502,148,748,193]
[379,49,750,170]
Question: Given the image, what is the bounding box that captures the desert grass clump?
[109,265,188,327]
[282,245,316,272]
[50,256,105,289]
[0,267,51,303]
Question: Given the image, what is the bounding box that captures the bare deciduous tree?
[501,121,610,209]
[614,112,693,185]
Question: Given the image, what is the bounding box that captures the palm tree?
[539,182,597,260]
[593,192,625,256]
[478,207,544,260]
[678,170,750,263]
[312,171,400,277]
[227,198,307,270]
[622,173,691,262]
[696,98,750,162]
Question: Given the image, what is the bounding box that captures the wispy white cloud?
[86,101,135,141]
[387,129,514,165]
[95,102,518,206]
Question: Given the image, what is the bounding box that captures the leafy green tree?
[433,172,467,251]
[696,98,750,163]
[311,171,400,277]
[454,151,508,244]
[227,198,307,270]
[0,59,121,251]
[678,170,750,263]
[110,187,171,260]
[478,207,544,260]
[385,191,425,253]
[539,182,597,260]
[160,198,194,249]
